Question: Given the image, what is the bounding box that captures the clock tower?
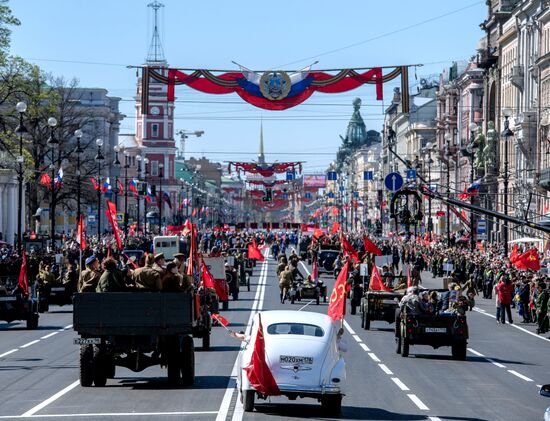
[135,0,178,223]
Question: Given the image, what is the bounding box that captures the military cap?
[85,256,97,265]
[154,253,165,261]
[173,253,185,259]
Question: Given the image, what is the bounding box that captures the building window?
[151,123,159,138]
[151,160,158,176]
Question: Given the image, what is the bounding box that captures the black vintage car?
[317,247,340,276]
[361,290,404,330]
[0,278,39,329]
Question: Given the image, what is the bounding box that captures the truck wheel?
[79,345,94,387]
[93,347,107,387]
[452,341,467,361]
[363,312,371,330]
[321,394,342,416]
[181,336,195,386]
[26,313,38,330]
[243,390,255,412]
[401,338,409,358]
[202,332,210,351]
[222,300,229,311]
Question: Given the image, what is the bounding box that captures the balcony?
[509,65,524,91]
[538,168,550,191]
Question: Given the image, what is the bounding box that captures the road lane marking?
[0,411,218,418]
[0,349,18,358]
[359,343,370,352]
[391,377,410,391]
[407,394,429,410]
[20,340,40,348]
[378,364,393,375]
[352,334,362,342]
[63,324,73,329]
[41,332,59,339]
[429,417,443,421]
[473,307,550,343]
[342,320,356,335]
[218,254,269,421]
[508,370,533,382]
[487,358,506,368]
[368,352,381,363]
[21,380,80,417]
[467,348,484,357]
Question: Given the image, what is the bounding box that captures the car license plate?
[382,299,396,305]
[73,338,101,345]
[425,327,447,333]
[50,287,65,292]
[0,296,16,302]
[280,355,313,365]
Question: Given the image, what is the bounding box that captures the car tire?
[93,347,107,387]
[401,337,409,358]
[79,345,94,387]
[181,336,195,386]
[452,340,467,361]
[243,390,255,412]
[321,394,342,416]
[363,312,370,330]
[202,331,210,351]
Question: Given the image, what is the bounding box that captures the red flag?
[370,265,392,292]
[332,206,339,215]
[513,248,541,271]
[187,225,197,276]
[340,234,359,263]
[107,245,112,258]
[510,244,519,263]
[311,258,319,282]
[248,241,265,261]
[407,268,413,288]
[327,261,349,321]
[211,313,230,327]
[105,200,123,250]
[77,214,87,251]
[330,222,340,235]
[363,236,382,256]
[18,253,29,297]
[117,179,124,196]
[40,173,52,187]
[192,208,198,217]
[313,228,324,239]
[90,177,99,191]
[201,261,217,288]
[244,314,280,396]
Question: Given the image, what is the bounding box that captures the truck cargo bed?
[73,292,193,336]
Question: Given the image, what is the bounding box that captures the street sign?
[406,169,417,180]
[364,170,373,181]
[328,192,334,198]
[286,171,295,181]
[327,171,337,181]
[384,172,404,192]
[353,191,359,198]
[477,219,486,234]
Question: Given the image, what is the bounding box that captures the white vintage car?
[237,310,346,414]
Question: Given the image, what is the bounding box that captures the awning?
[508,237,544,244]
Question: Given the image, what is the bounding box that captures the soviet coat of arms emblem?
[259,71,292,101]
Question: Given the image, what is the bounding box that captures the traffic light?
[150,185,157,196]
[137,182,147,196]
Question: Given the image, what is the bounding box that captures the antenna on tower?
[146,0,166,63]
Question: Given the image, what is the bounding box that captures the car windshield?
[267,322,324,337]
[319,251,338,259]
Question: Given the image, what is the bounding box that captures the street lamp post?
[444,133,453,246]
[422,142,435,240]
[95,139,104,237]
[158,163,164,233]
[112,146,121,210]
[74,130,83,229]
[46,117,58,250]
[501,108,514,256]
[15,102,27,253]
[143,157,149,235]
[136,155,142,235]
[468,122,478,251]
[123,150,129,240]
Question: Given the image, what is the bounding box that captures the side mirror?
[540,384,550,398]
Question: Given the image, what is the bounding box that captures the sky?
[8,0,487,174]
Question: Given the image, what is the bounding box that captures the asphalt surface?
[1,253,550,421]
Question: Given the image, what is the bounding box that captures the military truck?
[73,292,196,387]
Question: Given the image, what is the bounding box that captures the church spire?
[258,122,265,164]
[146,1,166,63]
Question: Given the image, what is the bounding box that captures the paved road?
[1,255,549,420]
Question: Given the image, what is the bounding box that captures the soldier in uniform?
[279,265,294,304]
[172,253,186,275]
[152,253,167,278]
[133,254,162,290]
[78,256,102,292]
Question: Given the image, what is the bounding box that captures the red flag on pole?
[105,200,123,250]
[340,233,359,263]
[513,248,541,271]
[313,228,324,240]
[244,314,280,396]
[510,244,519,263]
[18,253,29,297]
[77,214,87,251]
[248,240,265,261]
[211,313,230,327]
[327,261,350,321]
[330,222,340,235]
[370,265,392,292]
[187,225,197,276]
[363,236,382,256]
[407,268,413,288]
[311,258,319,282]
